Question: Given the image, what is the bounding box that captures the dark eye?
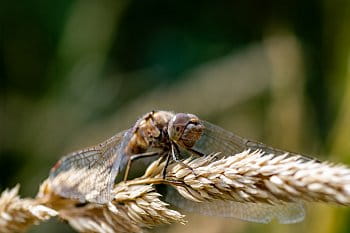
[176,126,180,132]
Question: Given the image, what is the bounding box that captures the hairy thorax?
[125,111,174,155]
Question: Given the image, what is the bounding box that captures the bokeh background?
[1,0,350,232]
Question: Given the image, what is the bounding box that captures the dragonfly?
[49,110,315,223]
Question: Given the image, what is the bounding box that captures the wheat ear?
[143,150,350,205]
[2,150,350,232]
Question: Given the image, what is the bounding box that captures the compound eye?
[168,117,186,141]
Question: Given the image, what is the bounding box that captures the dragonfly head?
[168,113,204,148]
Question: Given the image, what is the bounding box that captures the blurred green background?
[1,0,350,232]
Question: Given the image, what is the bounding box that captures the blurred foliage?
[1,0,349,232]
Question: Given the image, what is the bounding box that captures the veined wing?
[49,129,130,204]
[165,188,305,224]
[192,121,315,162]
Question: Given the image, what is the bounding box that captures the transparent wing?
[193,121,315,162]
[49,129,130,204]
[165,188,305,224]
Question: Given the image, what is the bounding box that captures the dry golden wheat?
[1,150,350,232]
[144,150,350,205]
[0,185,57,233]
[35,178,186,233]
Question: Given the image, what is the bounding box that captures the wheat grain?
[0,185,57,233]
[2,149,350,232]
[35,178,186,233]
[144,150,350,205]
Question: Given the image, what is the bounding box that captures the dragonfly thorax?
[125,111,174,155]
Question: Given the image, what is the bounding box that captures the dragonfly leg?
[161,153,172,179]
[171,143,196,176]
[123,151,159,181]
[188,148,220,160]
[187,148,204,157]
